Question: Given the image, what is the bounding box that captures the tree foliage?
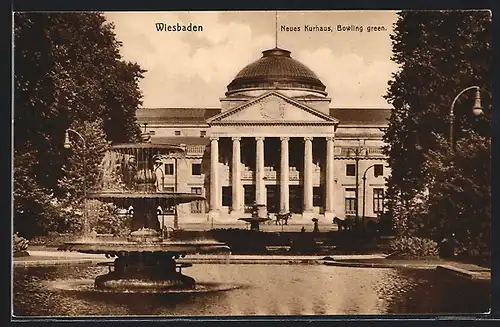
[13,149,59,237]
[14,13,145,236]
[58,119,110,199]
[423,133,491,255]
[49,119,110,234]
[384,11,491,254]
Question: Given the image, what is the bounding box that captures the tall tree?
[14,13,144,235]
[384,11,491,240]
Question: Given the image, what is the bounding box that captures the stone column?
[255,137,267,217]
[208,137,220,219]
[231,137,243,216]
[324,136,335,220]
[280,137,290,214]
[302,137,314,219]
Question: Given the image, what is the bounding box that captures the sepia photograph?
[12,10,491,318]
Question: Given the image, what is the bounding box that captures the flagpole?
[275,11,278,48]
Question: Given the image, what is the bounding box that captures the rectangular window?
[346,164,356,176]
[373,188,385,214]
[374,164,384,177]
[200,131,207,137]
[191,163,202,175]
[175,130,181,136]
[165,163,174,175]
[345,188,357,215]
[190,187,204,214]
[222,186,232,207]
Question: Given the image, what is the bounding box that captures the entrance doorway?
[289,185,303,213]
[266,185,279,213]
[243,185,256,213]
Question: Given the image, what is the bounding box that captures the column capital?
[304,136,314,142]
[210,136,219,141]
[280,136,290,142]
[255,136,265,141]
[326,136,335,142]
[231,136,241,141]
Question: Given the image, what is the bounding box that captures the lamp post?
[449,86,484,148]
[171,147,185,230]
[362,164,385,219]
[447,86,487,243]
[347,139,368,232]
[362,164,376,220]
[64,128,88,236]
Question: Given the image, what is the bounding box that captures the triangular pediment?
[207,91,338,124]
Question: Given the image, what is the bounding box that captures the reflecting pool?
[13,264,489,316]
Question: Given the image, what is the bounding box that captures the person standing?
[312,218,319,233]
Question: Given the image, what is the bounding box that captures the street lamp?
[362,164,384,219]
[171,147,186,230]
[64,129,88,236]
[347,139,368,232]
[447,86,488,243]
[449,86,484,148]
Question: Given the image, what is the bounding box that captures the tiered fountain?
[238,204,270,232]
[61,137,230,292]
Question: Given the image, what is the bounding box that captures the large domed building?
[136,47,390,226]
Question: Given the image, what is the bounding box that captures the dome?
[226,48,326,95]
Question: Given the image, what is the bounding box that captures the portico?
[207,91,338,221]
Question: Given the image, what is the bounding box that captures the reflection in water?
[13,264,489,316]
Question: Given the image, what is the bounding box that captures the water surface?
[13,264,489,316]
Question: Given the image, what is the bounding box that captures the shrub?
[86,200,130,236]
[389,236,439,258]
[28,233,77,247]
[377,212,394,236]
[13,233,29,256]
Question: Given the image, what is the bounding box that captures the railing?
[242,170,254,179]
[289,169,300,181]
[186,145,206,154]
[338,147,384,157]
[264,169,277,179]
[221,166,326,181]
[367,147,384,154]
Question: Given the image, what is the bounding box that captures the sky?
[104,11,399,109]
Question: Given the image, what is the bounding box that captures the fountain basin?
[238,218,271,224]
[46,278,243,294]
[60,241,230,255]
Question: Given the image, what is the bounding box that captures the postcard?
[12,10,491,318]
